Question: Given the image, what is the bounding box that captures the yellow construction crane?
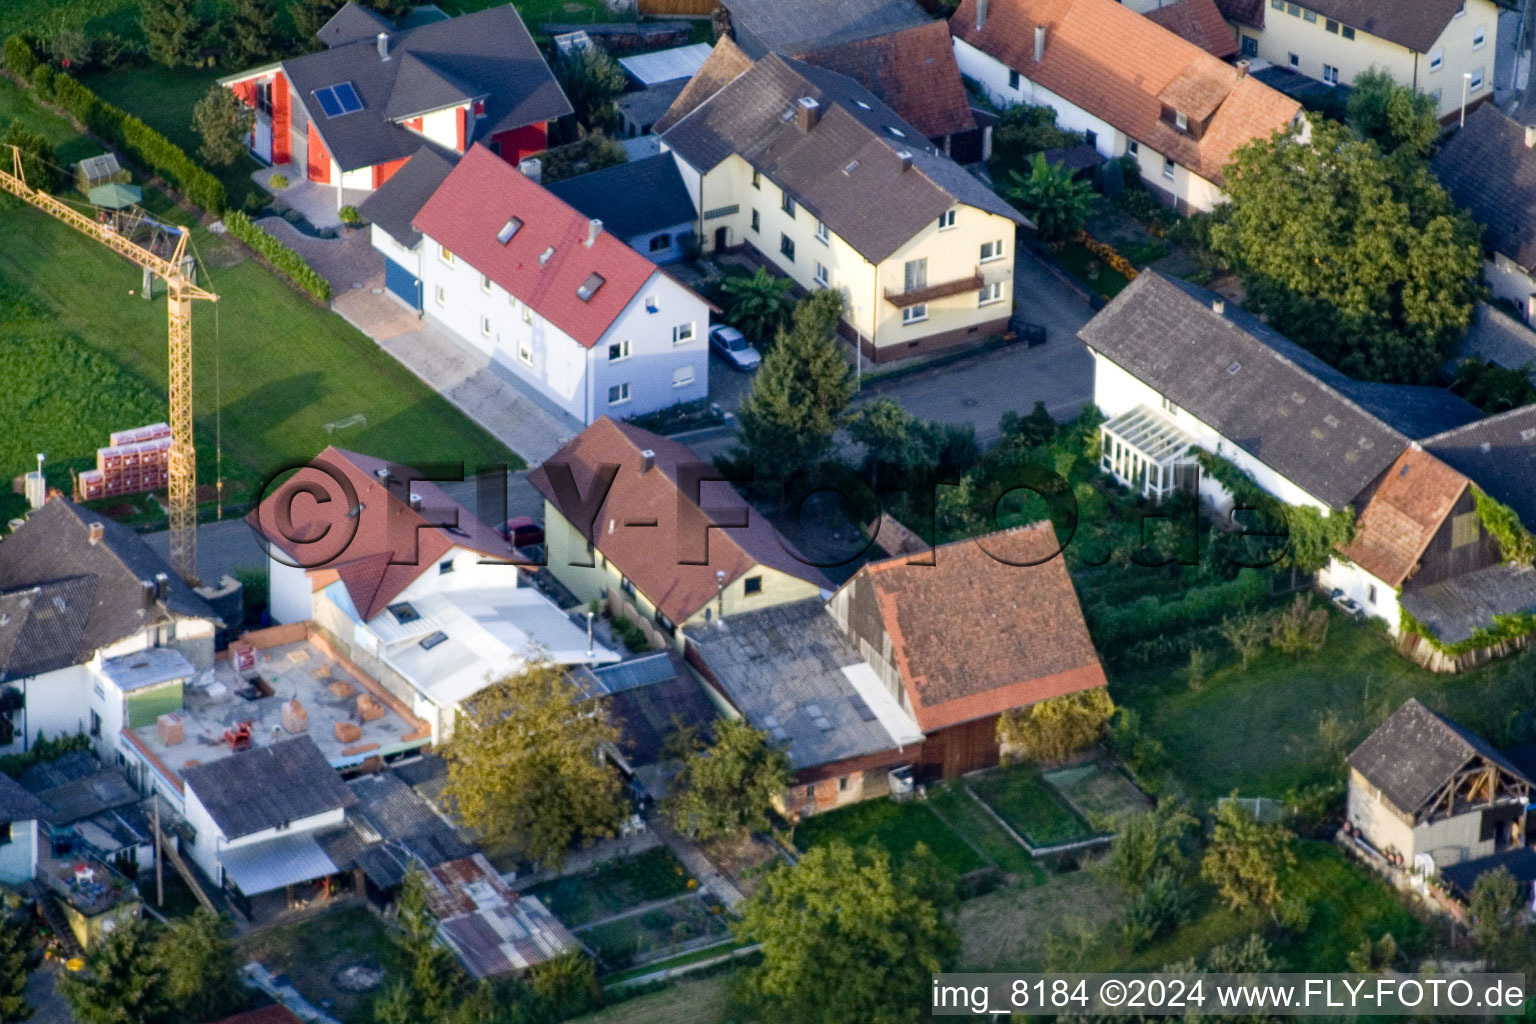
[0,145,215,585]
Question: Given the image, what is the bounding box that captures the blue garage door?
[384,257,421,310]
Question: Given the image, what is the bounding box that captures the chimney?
[374,467,391,485]
[1212,297,1226,315]
[1525,124,1536,149]
[518,156,543,183]
[1034,25,1046,62]
[1236,59,1250,78]
[976,0,988,31]
[585,218,602,247]
[154,572,170,601]
[140,579,156,606]
[897,150,913,171]
[640,449,656,474]
[88,521,104,545]
[409,492,422,510]
[377,32,390,60]
[796,96,821,133]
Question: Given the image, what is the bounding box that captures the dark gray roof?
[1295,0,1467,52]
[1434,104,1536,272]
[320,772,475,889]
[1424,405,1536,531]
[182,736,357,840]
[1349,698,1530,818]
[1336,381,1482,440]
[357,145,460,247]
[1400,563,1536,645]
[16,750,101,792]
[615,80,689,133]
[1440,846,1536,897]
[719,0,930,58]
[391,753,449,804]
[0,772,48,824]
[684,599,904,771]
[0,500,217,682]
[281,4,571,172]
[26,766,140,826]
[662,54,1022,263]
[545,153,696,244]
[600,656,718,768]
[1079,272,1412,509]
[317,1,396,48]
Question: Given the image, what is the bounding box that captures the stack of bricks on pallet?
[76,422,172,501]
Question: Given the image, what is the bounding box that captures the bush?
[1268,595,1329,654]
[222,209,333,301]
[337,204,362,225]
[2,36,38,79]
[608,615,652,653]
[28,63,53,100]
[1092,569,1268,645]
[267,172,289,189]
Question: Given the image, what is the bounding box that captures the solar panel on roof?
[314,87,344,117]
[333,82,363,113]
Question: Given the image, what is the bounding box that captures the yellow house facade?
[689,152,1019,360]
[1230,0,1498,120]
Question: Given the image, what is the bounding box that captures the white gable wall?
[182,783,346,887]
[0,818,38,884]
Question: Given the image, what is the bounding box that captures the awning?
[220,833,340,896]
[1101,405,1197,466]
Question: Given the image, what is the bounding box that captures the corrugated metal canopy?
[219,833,339,895]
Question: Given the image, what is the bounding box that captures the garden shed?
[75,154,129,195]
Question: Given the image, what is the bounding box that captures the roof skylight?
[497,217,523,244]
[576,272,605,302]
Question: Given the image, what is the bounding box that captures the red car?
[500,516,544,547]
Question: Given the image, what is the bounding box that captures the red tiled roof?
[528,418,830,623]
[1144,0,1239,58]
[797,22,976,140]
[247,446,510,622]
[412,144,660,348]
[848,523,1106,732]
[1340,448,1470,588]
[950,0,1300,184]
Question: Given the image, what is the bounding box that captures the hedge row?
[3,35,226,212]
[1092,568,1270,646]
[223,209,332,301]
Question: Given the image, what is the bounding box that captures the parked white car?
[709,324,761,371]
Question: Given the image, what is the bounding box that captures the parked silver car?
[708,324,762,371]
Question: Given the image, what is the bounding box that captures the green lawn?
[1118,615,1536,802]
[523,847,693,928]
[571,974,736,1024]
[237,905,398,1024]
[792,797,986,876]
[969,768,1095,847]
[1054,239,1133,298]
[926,782,1044,882]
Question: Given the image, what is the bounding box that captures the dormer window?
[576,273,605,301]
[497,217,523,244]
[1175,111,1188,131]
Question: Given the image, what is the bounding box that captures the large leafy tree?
[141,0,206,68]
[1007,152,1095,245]
[721,267,795,344]
[224,0,280,67]
[1468,865,1522,967]
[2,120,60,195]
[58,917,174,1024]
[1199,798,1297,919]
[996,688,1115,764]
[1106,799,1198,891]
[194,86,256,167]
[1210,115,1483,384]
[443,663,627,868]
[374,868,462,1024]
[735,841,958,1024]
[1346,68,1439,159]
[666,718,792,840]
[0,918,31,1024]
[849,398,939,491]
[154,908,245,1022]
[556,45,627,133]
[731,288,856,495]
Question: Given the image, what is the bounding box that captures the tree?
[1,120,59,195]
[58,917,173,1024]
[194,86,256,167]
[989,103,1082,178]
[533,131,627,184]
[1210,115,1483,384]
[1219,613,1268,671]
[995,688,1115,764]
[290,0,346,44]
[154,908,245,1022]
[141,0,205,67]
[1347,68,1439,159]
[375,868,461,1024]
[1200,798,1297,918]
[224,0,279,67]
[850,398,938,491]
[731,289,856,495]
[1106,800,1197,891]
[528,952,603,1021]
[443,664,627,868]
[556,45,627,133]
[1007,152,1095,245]
[1468,866,1521,967]
[666,717,792,840]
[720,267,795,345]
[735,840,958,1024]
[0,918,31,1024]
[1281,504,1355,572]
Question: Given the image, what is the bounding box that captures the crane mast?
[0,146,216,584]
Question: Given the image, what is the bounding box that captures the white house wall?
[1486,255,1536,321]
[0,664,94,755]
[0,819,38,884]
[269,557,315,625]
[590,274,709,420]
[182,784,346,887]
[370,224,422,277]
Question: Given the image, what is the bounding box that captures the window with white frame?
[980,239,1005,262]
[815,219,829,243]
[439,244,453,264]
[938,208,956,230]
[1322,64,1339,84]
[902,304,927,324]
[1008,69,1020,90]
[1473,24,1486,48]
[609,339,631,361]
[1341,24,1354,38]
[1288,52,1300,68]
[781,190,795,217]
[903,257,927,291]
[672,322,695,344]
[751,169,761,189]
[978,281,1004,305]
[750,209,760,233]
[1163,156,1176,179]
[480,315,491,337]
[521,301,532,324]
[672,364,695,388]
[1325,17,1338,31]
[1303,8,1315,22]
[780,234,795,261]
[814,261,829,286]
[480,273,491,293]
[1470,66,1485,91]
[1429,47,1443,70]
[435,285,446,305]
[1174,110,1188,131]
[1128,139,1139,156]
[518,339,532,365]
[1454,1,1466,15]
[608,383,630,404]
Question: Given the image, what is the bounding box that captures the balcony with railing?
[883,265,985,308]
